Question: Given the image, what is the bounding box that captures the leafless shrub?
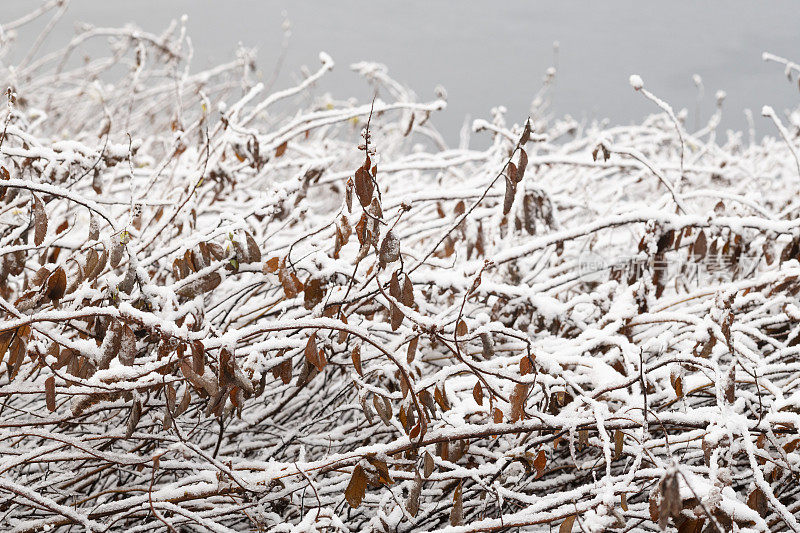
[1,5,800,532]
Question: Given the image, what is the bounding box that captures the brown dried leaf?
[518,149,528,181]
[672,375,683,399]
[659,472,681,529]
[390,303,404,331]
[159,389,174,428]
[434,386,450,412]
[244,231,261,263]
[373,394,392,425]
[614,430,624,459]
[351,344,363,376]
[32,194,47,246]
[389,271,401,300]
[126,399,142,438]
[366,456,394,485]
[9,335,26,380]
[559,515,577,533]
[46,267,67,302]
[118,324,136,366]
[533,449,546,478]
[176,387,191,416]
[84,249,99,279]
[503,176,516,215]
[264,256,280,273]
[649,487,660,523]
[191,340,205,374]
[354,167,374,208]
[407,336,418,364]
[423,451,435,478]
[747,488,768,518]
[725,364,736,404]
[31,267,50,288]
[176,273,222,298]
[274,357,292,385]
[521,119,532,144]
[693,231,707,258]
[304,333,323,372]
[345,465,368,508]
[450,482,463,526]
[110,238,123,268]
[355,214,368,245]
[510,383,528,422]
[472,381,483,406]
[406,470,423,517]
[278,258,302,298]
[93,249,108,279]
[303,278,324,310]
[379,230,400,267]
[402,274,414,307]
[45,376,56,412]
[520,355,534,376]
[677,519,704,533]
[345,177,354,212]
[88,214,99,242]
[507,162,518,183]
[206,242,225,261]
[99,321,123,369]
[480,333,495,359]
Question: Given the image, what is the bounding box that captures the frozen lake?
[3,0,800,143]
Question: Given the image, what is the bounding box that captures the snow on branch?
[0,6,799,533]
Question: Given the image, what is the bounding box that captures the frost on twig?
[0,7,799,533]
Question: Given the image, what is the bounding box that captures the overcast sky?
[4,1,799,144]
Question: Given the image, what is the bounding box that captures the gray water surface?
[3,1,799,144]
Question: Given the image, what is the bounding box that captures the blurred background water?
[3,1,799,145]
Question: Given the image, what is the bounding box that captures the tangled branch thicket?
[3,7,800,533]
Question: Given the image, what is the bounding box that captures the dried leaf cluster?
[1,6,800,533]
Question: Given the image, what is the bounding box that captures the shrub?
[1,6,800,532]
